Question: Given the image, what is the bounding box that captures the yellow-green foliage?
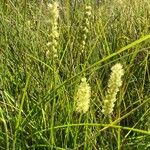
[0,0,150,149]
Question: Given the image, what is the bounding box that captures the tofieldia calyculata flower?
[80,5,92,53]
[74,77,91,113]
[46,1,59,58]
[102,63,124,115]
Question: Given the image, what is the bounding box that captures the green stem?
[0,107,9,150]
[12,74,30,150]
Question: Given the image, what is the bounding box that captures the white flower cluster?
[102,63,124,115]
[75,78,91,113]
[80,6,92,52]
[47,2,59,58]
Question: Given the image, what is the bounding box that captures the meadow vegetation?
[0,0,150,149]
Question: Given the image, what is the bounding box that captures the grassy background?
[0,0,150,149]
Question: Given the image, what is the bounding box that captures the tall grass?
[0,0,150,149]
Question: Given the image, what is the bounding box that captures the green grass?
[0,0,150,149]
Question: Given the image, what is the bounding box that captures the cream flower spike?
[102,63,124,115]
[75,77,91,113]
[80,5,92,53]
[46,1,59,58]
